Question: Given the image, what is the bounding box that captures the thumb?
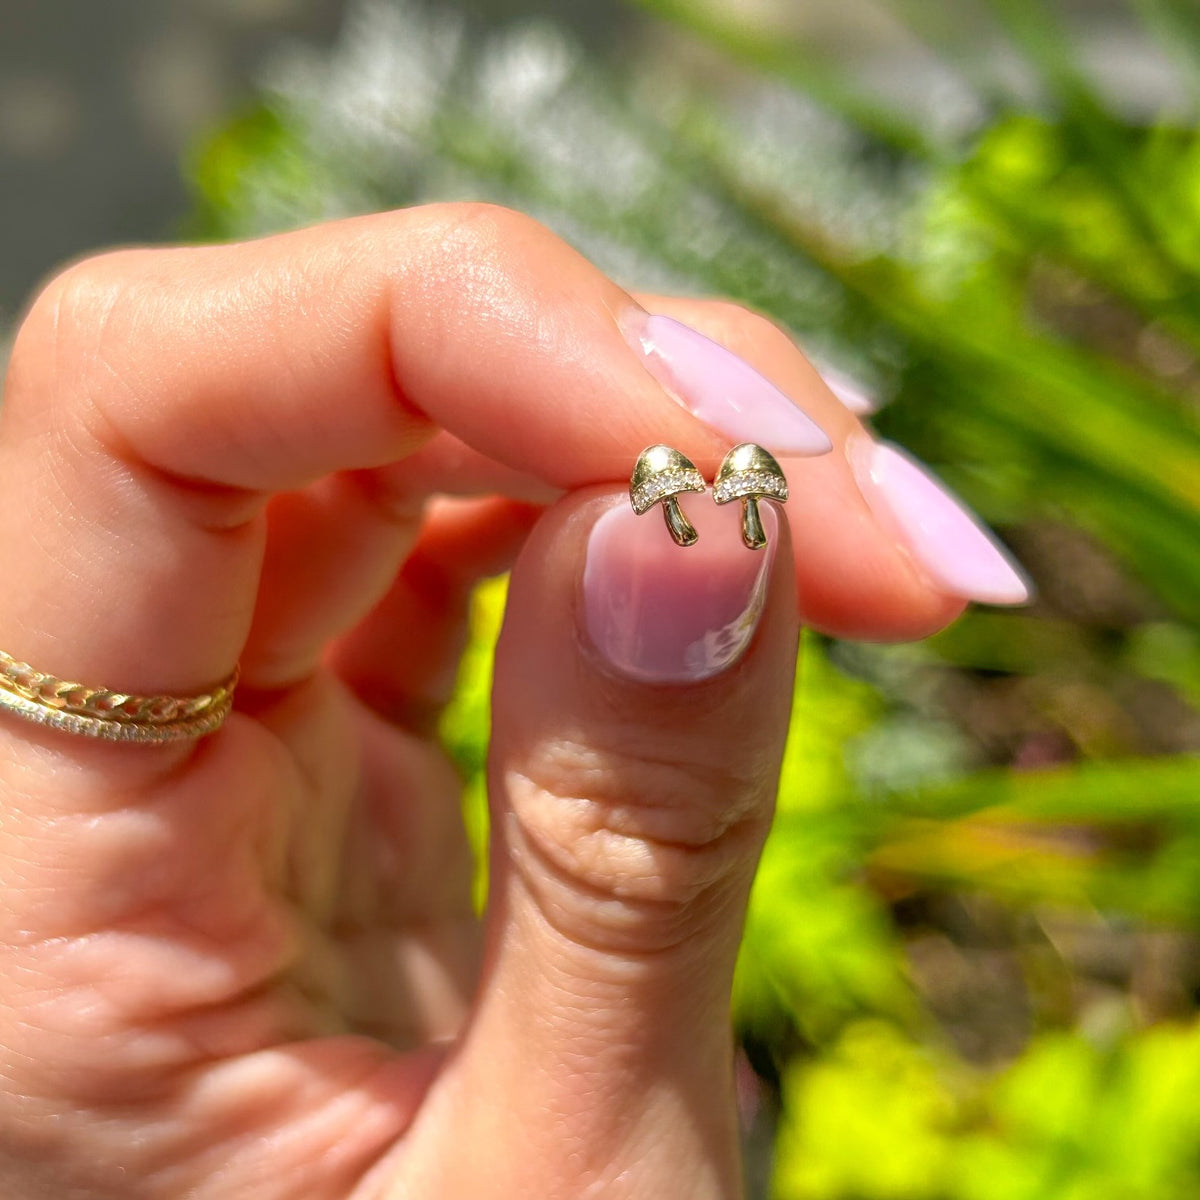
[404,485,797,1197]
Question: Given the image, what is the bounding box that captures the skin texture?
[0,204,963,1198]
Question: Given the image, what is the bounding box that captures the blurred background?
[5,1,1200,1197]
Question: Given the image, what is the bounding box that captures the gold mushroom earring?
[713,443,789,550]
[630,445,707,547]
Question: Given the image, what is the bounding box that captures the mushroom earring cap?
[713,443,789,550]
[630,445,707,547]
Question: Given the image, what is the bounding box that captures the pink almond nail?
[850,437,1032,606]
[582,496,777,683]
[622,311,832,457]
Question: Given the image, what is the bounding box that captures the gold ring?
[0,650,238,744]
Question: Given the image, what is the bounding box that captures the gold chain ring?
[0,651,238,744]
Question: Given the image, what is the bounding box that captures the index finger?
[0,203,900,721]
[0,205,728,707]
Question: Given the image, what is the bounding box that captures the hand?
[0,204,990,1198]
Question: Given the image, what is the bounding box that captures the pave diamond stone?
[713,470,789,505]
[630,469,706,514]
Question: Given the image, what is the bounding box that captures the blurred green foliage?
[189,1,1200,1194]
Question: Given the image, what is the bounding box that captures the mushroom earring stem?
[739,494,768,550]
[662,496,699,547]
[714,443,789,550]
[630,445,708,547]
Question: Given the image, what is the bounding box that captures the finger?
[238,475,423,691]
[385,432,561,507]
[240,427,556,690]
[328,496,541,734]
[242,462,542,691]
[393,489,798,1197]
[634,294,1031,636]
[327,699,482,1047]
[0,204,825,737]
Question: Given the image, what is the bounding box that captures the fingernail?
[814,362,878,414]
[582,496,777,683]
[622,311,833,457]
[849,436,1031,605]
